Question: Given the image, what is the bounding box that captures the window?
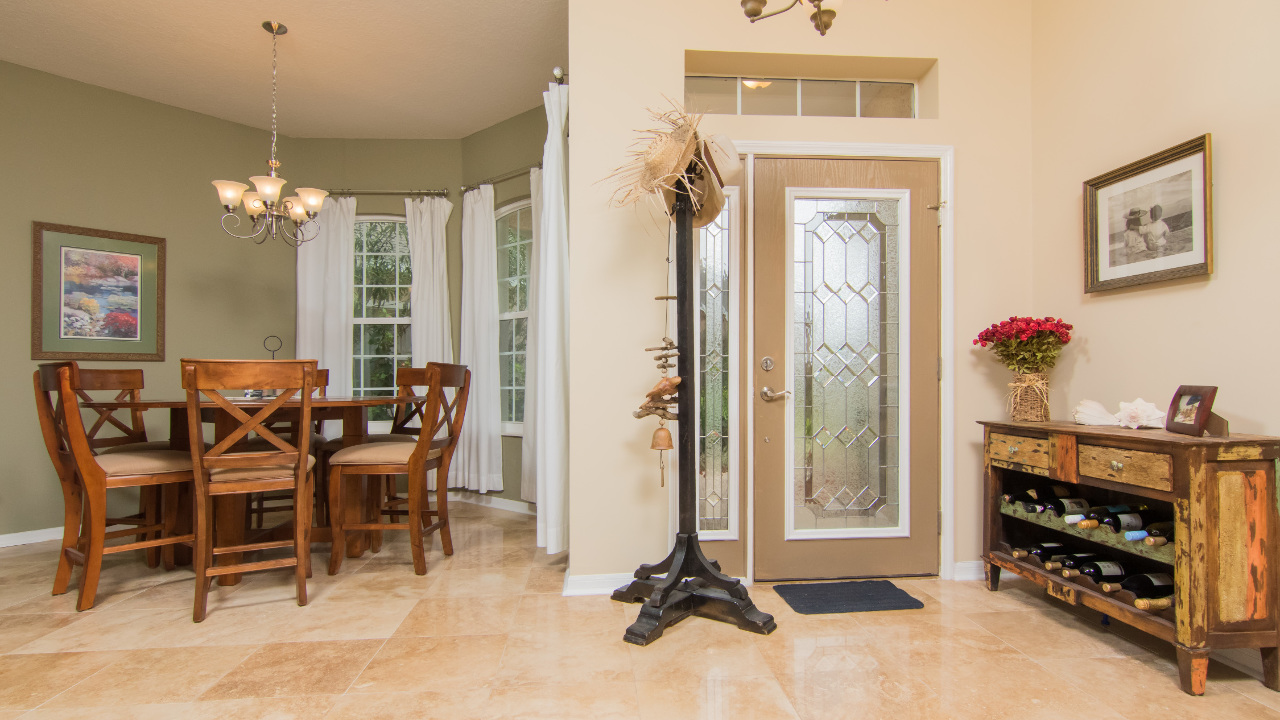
[352,217,412,423]
[685,76,916,119]
[496,201,532,434]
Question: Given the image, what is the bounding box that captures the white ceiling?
[0,0,568,139]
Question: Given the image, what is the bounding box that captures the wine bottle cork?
[1124,530,1149,541]
[1061,568,1080,578]
[1042,561,1063,570]
[1010,549,1029,558]
[1144,536,1168,547]
[1063,514,1085,524]
[1135,596,1173,611]
[1099,582,1121,592]
[1076,519,1100,529]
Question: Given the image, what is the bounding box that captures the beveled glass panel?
[800,79,859,117]
[859,81,914,118]
[685,76,738,115]
[741,78,798,116]
[791,198,900,533]
[697,204,732,533]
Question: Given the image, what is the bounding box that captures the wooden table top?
[82,395,424,410]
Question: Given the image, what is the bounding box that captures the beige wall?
[567,0,1036,576]
[0,62,298,535]
[0,61,545,536]
[1030,2,1280,432]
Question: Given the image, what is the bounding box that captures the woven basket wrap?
[1008,372,1050,422]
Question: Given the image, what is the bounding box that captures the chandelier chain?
[270,29,279,171]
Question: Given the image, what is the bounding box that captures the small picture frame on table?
[1084,134,1212,293]
[1165,385,1222,437]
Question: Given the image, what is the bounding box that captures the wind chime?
[634,338,679,486]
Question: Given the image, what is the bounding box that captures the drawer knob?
[1009,446,1019,453]
[1110,460,1124,471]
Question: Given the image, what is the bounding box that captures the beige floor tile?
[901,575,1047,612]
[349,635,507,693]
[201,639,383,699]
[106,572,244,611]
[325,689,493,720]
[320,568,439,602]
[523,565,566,594]
[638,676,800,720]
[0,710,25,720]
[0,650,119,709]
[1039,655,1280,719]
[484,681,640,719]
[40,644,257,708]
[393,595,520,637]
[450,545,537,570]
[12,604,280,653]
[776,668,943,720]
[628,617,775,682]
[496,625,634,685]
[966,607,1154,660]
[22,695,339,720]
[752,626,883,679]
[514,594,633,636]
[264,598,418,642]
[423,567,532,597]
[0,613,83,654]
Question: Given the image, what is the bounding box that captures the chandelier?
[211,22,327,247]
[741,0,845,36]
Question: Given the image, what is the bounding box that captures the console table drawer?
[1078,445,1173,491]
[988,433,1050,469]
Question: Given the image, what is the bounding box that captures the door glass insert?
[698,200,735,536]
[790,196,903,536]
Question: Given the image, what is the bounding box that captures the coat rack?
[612,173,776,645]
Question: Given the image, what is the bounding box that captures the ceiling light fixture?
[741,0,845,36]
[212,21,327,247]
[742,79,773,89]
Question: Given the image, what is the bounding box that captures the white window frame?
[496,199,532,437]
[352,214,412,435]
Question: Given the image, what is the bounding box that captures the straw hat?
[610,106,702,211]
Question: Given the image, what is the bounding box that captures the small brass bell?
[651,424,673,451]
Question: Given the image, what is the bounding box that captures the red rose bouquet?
[973,316,1072,374]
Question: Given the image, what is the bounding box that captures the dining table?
[82,393,422,585]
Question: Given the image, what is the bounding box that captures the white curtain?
[453,185,503,493]
[297,196,356,416]
[406,196,454,366]
[520,168,542,504]
[532,82,570,554]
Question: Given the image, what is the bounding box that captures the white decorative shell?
[1073,399,1120,426]
[1116,398,1165,429]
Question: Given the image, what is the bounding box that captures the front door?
[752,157,941,580]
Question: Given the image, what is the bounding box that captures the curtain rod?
[326,188,450,198]
[461,163,543,194]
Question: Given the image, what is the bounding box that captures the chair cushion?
[97,440,172,455]
[209,454,316,483]
[329,442,441,466]
[320,433,417,453]
[96,450,193,477]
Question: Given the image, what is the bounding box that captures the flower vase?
[1008,372,1050,422]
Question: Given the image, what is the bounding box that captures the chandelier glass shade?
[212,22,326,247]
[741,0,845,36]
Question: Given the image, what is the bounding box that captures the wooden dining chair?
[51,365,196,611]
[326,362,470,575]
[249,368,330,528]
[181,359,316,622]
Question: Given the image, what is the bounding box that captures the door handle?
[760,386,791,402]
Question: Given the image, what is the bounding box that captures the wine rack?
[981,421,1280,696]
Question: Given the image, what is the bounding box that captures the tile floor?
[1,502,1278,719]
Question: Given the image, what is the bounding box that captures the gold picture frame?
[1083,134,1213,293]
[31,221,166,361]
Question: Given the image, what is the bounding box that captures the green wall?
[0,61,546,536]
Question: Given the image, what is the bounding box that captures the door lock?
[760,356,775,371]
[760,386,791,402]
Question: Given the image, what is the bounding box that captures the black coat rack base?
[612,170,775,645]
[612,532,776,645]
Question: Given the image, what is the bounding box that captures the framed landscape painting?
[1083,135,1213,293]
[31,222,165,361]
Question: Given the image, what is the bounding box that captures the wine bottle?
[1135,596,1173,611]
[1043,552,1098,571]
[1100,509,1157,534]
[1042,497,1090,518]
[1076,504,1148,530]
[1002,486,1070,508]
[1010,542,1066,560]
[1143,522,1175,546]
[1075,559,1127,581]
[1124,530,1149,541]
[1099,573,1175,597]
[1062,513,1086,525]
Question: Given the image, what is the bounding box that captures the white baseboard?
[445,491,535,516]
[0,527,63,549]
[563,572,635,596]
[950,560,986,582]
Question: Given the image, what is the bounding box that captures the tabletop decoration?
[974,316,1073,422]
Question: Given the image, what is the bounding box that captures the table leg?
[341,406,371,558]
[168,408,193,566]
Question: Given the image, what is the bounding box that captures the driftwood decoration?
[634,376,680,421]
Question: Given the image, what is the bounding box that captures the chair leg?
[193,489,212,623]
[161,483,179,571]
[142,486,160,569]
[294,476,310,607]
[407,470,427,576]
[327,465,346,576]
[53,481,82,596]
[368,476,383,554]
[76,490,107,612]
[435,466,454,556]
[314,453,329,527]
[303,471,313,579]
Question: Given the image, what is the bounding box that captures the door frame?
[732,141,958,582]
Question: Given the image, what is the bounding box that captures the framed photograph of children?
[1165,385,1218,437]
[31,222,166,361]
[1083,134,1213,293]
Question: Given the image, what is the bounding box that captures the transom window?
[352,217,411,422]
[496,201,532,433]
[685,76,916,119]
